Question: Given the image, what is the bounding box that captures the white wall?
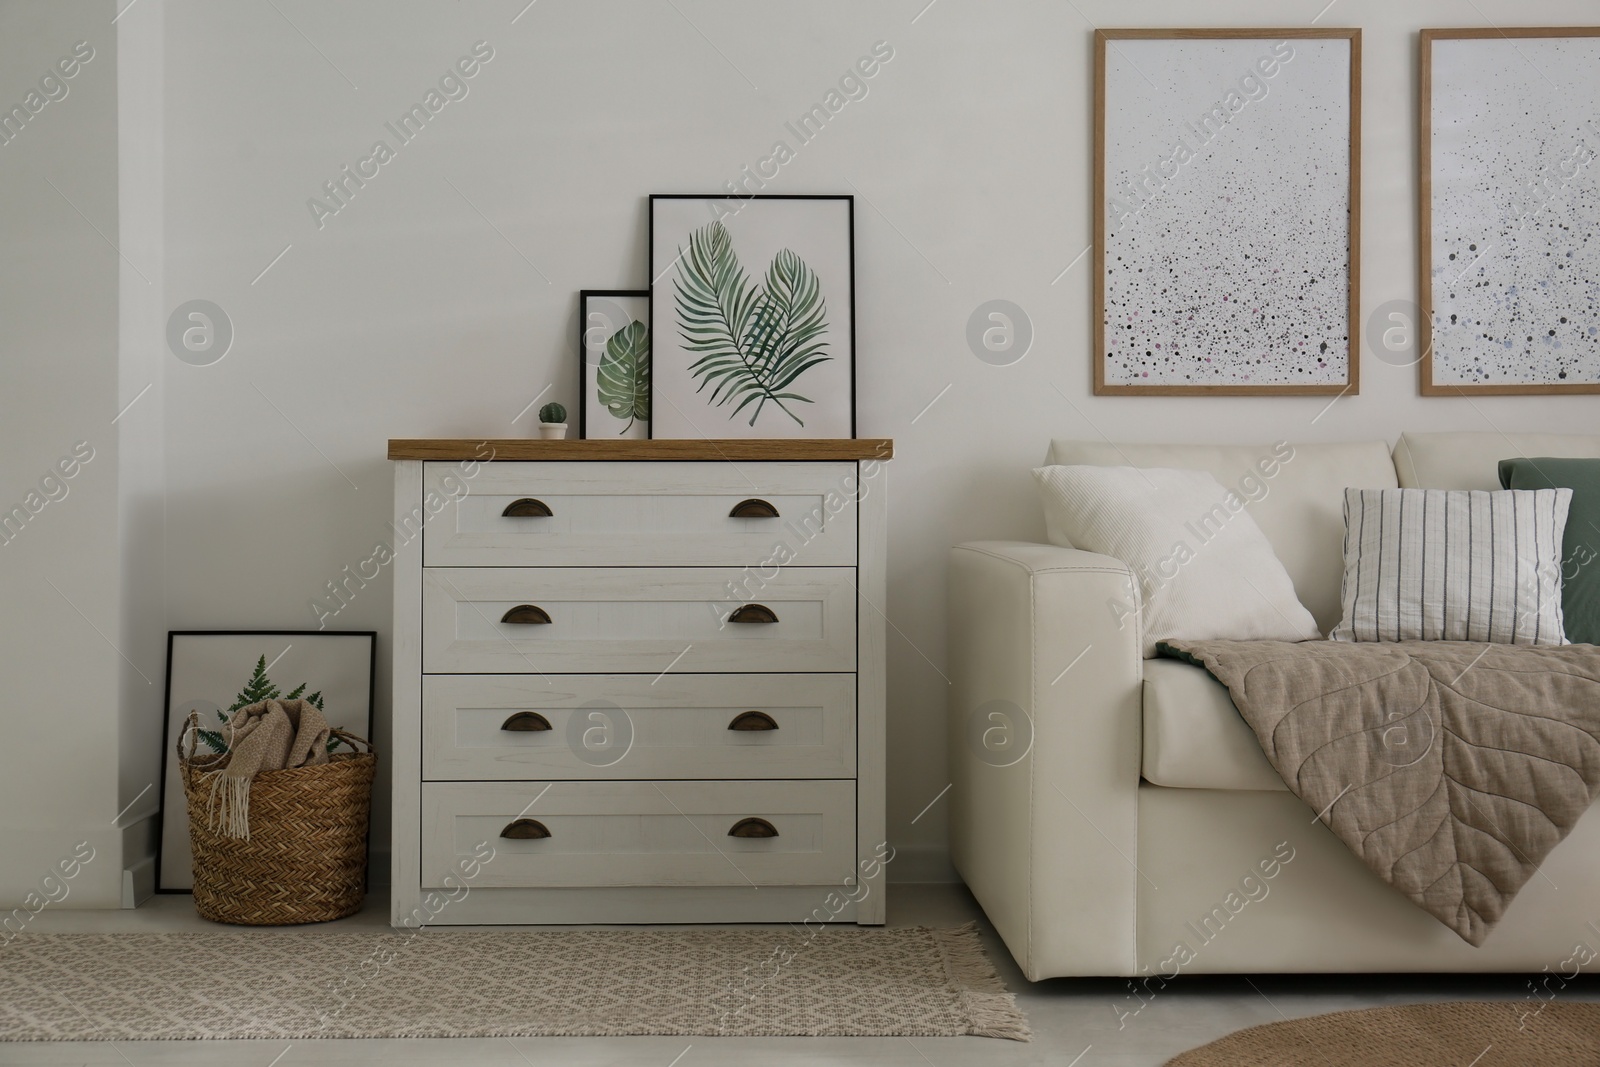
[116,0,166,902]
[146,0,1600,883]
[0,0,125,908]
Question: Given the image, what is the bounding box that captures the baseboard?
[886,843,960,884]
[121,856,155,909]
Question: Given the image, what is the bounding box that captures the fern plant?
[196,655,340,756]
[229,655,281,711]
[596,319,650,433]
[672,221,830,427]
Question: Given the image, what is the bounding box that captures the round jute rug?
[1166,1001,1600,1066]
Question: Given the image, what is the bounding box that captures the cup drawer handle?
[728,711,779,731]
[727,604,778,624]
[729,498,780,518]
[502,498,553,517]
[501,604,552,625]
[728,817,779,839]
[501,818,551,839]
[501,711,552,732]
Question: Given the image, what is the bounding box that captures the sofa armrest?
[948,540,1144,979]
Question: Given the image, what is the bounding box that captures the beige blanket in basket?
[207,698,331,839]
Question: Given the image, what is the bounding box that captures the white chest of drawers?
[388,439,891,926]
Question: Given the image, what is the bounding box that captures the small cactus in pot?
[538,402,568,440]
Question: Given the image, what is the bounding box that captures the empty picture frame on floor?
[579,290,650,439]
[1419,28,1600,395]
[649,194,856,439]
[1094,29,1362,395]
[157,630,376,892]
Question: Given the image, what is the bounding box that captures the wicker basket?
[179,712,376,925]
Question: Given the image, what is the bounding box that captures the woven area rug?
[1167,1002,1600,1066]
[0,921,1027,1041]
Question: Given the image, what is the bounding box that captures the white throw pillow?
[1034,464,1322,657]
[1330,487,1572,645]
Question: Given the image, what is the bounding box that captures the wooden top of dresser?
[387,439,894,461]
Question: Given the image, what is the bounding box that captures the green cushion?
[1499,458,1600,645]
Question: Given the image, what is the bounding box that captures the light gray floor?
[8,883,1592,1066]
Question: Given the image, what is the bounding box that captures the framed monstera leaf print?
[649,194,856,439]
[579,290,650,438]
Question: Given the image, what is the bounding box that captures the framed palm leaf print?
[579,290,650,439]
[649,194,856,439]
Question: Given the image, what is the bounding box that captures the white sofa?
[949,431,1600,980]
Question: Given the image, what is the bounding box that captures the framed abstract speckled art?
[1094,29,1361,396]
[1420,28,1600,395]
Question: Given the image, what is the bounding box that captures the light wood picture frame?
[1093,28,1362,396]
[1419,27,1600,395]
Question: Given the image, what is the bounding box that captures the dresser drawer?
[421,780,856,888]
[423,674,856,780]
[422,567,857,673]
[425,461,858,567]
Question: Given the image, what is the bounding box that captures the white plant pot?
[538,423,568,440]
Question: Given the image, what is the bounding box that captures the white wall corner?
[886,842,960,884]
[115,0,166,882]
[0,0,127,910]
[121,855,156,909]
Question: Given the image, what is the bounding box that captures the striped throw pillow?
[1330,488,1572,644]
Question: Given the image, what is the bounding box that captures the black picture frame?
[157,629,377,893]
[648,193,857,439]
[578,288,651,439]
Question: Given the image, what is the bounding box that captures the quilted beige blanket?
[1157,639,1600,945]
